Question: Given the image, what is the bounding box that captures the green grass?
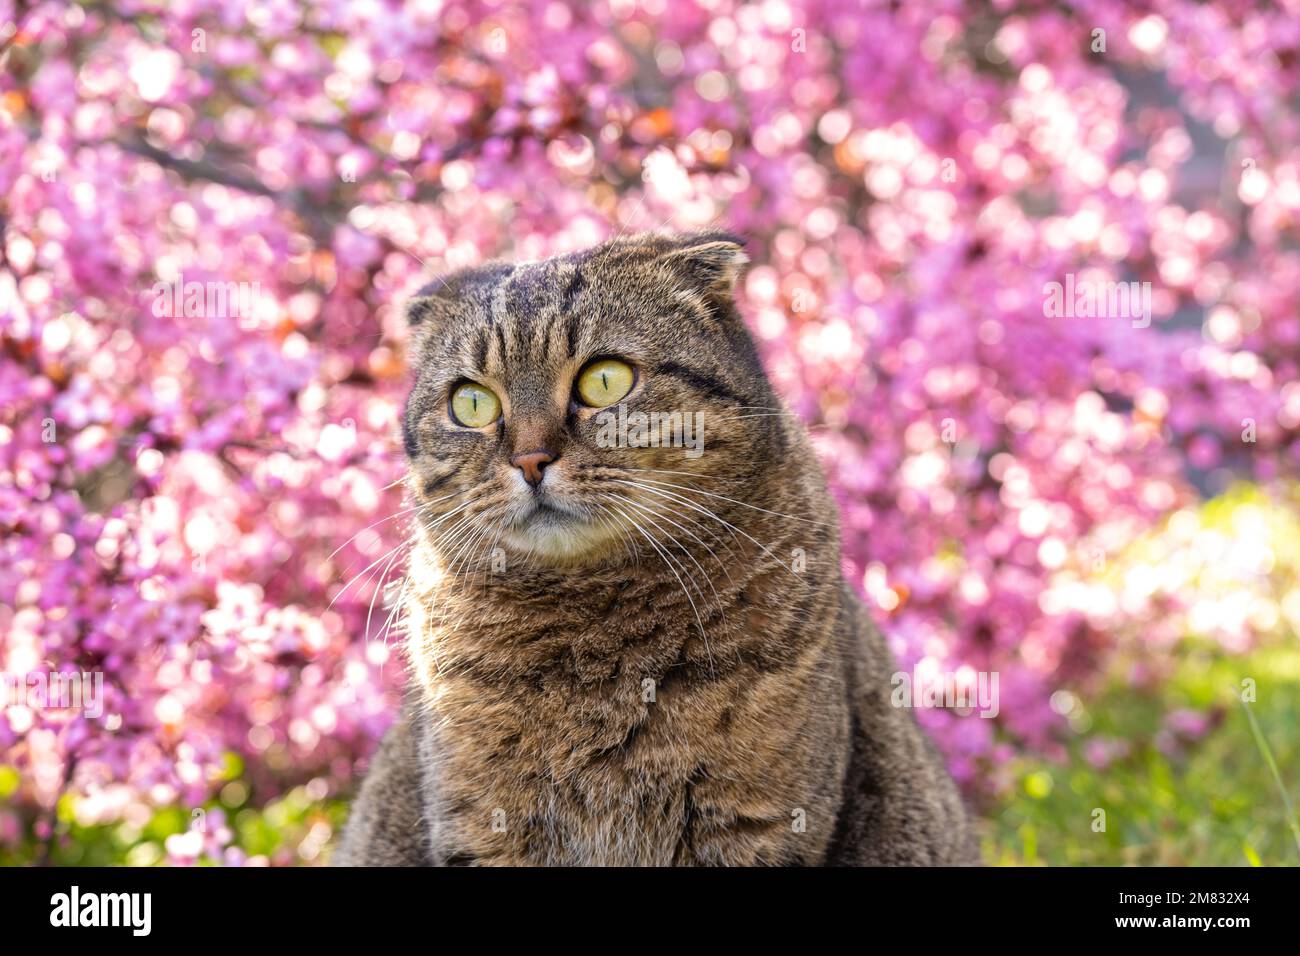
[0,775,349,867]
[980,643,1300,866]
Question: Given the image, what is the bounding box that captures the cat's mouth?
[515,494,582,525]
[500,493,616,562]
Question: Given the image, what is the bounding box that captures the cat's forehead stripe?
[462,262,557,373]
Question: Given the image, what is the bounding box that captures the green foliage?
[0,778,349,867]
[982,644,1300,866]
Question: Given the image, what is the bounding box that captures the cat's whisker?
[330,535,417,609]
[446,517,500,590]
[439,537,479,593]
[429,513,483,576]
[380,476,406,491]
[325,499,444,563]
[376,569,411,650]
[443,508,501,590]
[605,498,716,677]
[609,465,722,483]
[473,516,510,587]
[640,491,740,571]
[612,479,811,585]
[618,476,830,527]
[710,413,796,422]
[365,542,408,641]
[613,479,748,559]
[431,514,475,567]
[398,498,493,626]
[606,506,642,568]
[331,503,443,615]
[417,496,485,540]
[603,491,736,594]
[600,494,714,594]
[608,191,648,242]
[711,413,839,432]
[589,501,640,569]
[435,498,511,591]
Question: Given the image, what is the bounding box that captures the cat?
[333,231,978,866]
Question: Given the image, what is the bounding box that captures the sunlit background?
[1,0,1298,865]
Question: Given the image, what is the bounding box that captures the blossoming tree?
[2,0,1297,861]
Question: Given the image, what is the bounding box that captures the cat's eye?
[449,382,501,428]
[575,359,636,408]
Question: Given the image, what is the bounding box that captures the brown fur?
[333,233,977,866]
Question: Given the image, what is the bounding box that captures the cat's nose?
[510,449,556,488]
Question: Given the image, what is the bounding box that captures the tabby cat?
[333,232,977,866]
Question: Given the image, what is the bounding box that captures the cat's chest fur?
[405,547,849,866]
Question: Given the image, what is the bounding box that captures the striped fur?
[334,233,976,866]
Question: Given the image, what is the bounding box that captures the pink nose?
[510,449,556,487]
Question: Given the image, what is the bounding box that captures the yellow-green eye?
[576,359,635,408]
[450,382,501,428]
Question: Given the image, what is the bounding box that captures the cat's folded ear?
[659,231,748,295]
[404,280,459,329]
[404,262,513,332]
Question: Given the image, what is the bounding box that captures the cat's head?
[401,231,786,567]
